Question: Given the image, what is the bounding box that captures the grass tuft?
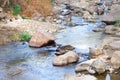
[20,31,32,42]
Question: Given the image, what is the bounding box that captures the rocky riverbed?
[0,0,120,80]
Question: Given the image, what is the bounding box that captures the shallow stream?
[0,17,119,80]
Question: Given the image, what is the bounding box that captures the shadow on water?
[0,17,120,80]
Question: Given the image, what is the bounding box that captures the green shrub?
[12,4,21,15]
[20,31,32,41]
[51,0,56,2]
[115,19,120,26]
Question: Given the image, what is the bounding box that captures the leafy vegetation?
[1,0,53,17]
[12,4,21,15]
[20,31,32,41]
[51,0,56,2]
[19,0,53,17]
[115,19,120,26]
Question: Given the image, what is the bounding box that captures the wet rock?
[89,59,106,74]
[75,59,96,72]
[63,74,97,80]
[56,45,75,55]
[111,51,120,69]
[53,51,78,66]
[61,9,71,16]
[65,22,78,27]
[93,28,105,32]
[7,67,26,76]
[29,31,55,47]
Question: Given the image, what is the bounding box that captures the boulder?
[89,59,106,74]
[105,41,120,50]
[53,55,68,66]
[63,74,97,80]
[75,59,96,72]
[102,5,120,24]
[105,25,120,35]
[111,51,120,69]
[56,45,75,55]
[29,31,55,47]
[53,51,78,66]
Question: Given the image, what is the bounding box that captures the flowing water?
[0,17,120,80]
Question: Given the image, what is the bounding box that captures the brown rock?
[29,31,55,47]
[102,5,120,24]
[56,45,75,55]
[53,51,78,66]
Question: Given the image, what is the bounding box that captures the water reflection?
[106,74,110,80]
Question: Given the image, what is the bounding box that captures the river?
[0,17,120,80]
